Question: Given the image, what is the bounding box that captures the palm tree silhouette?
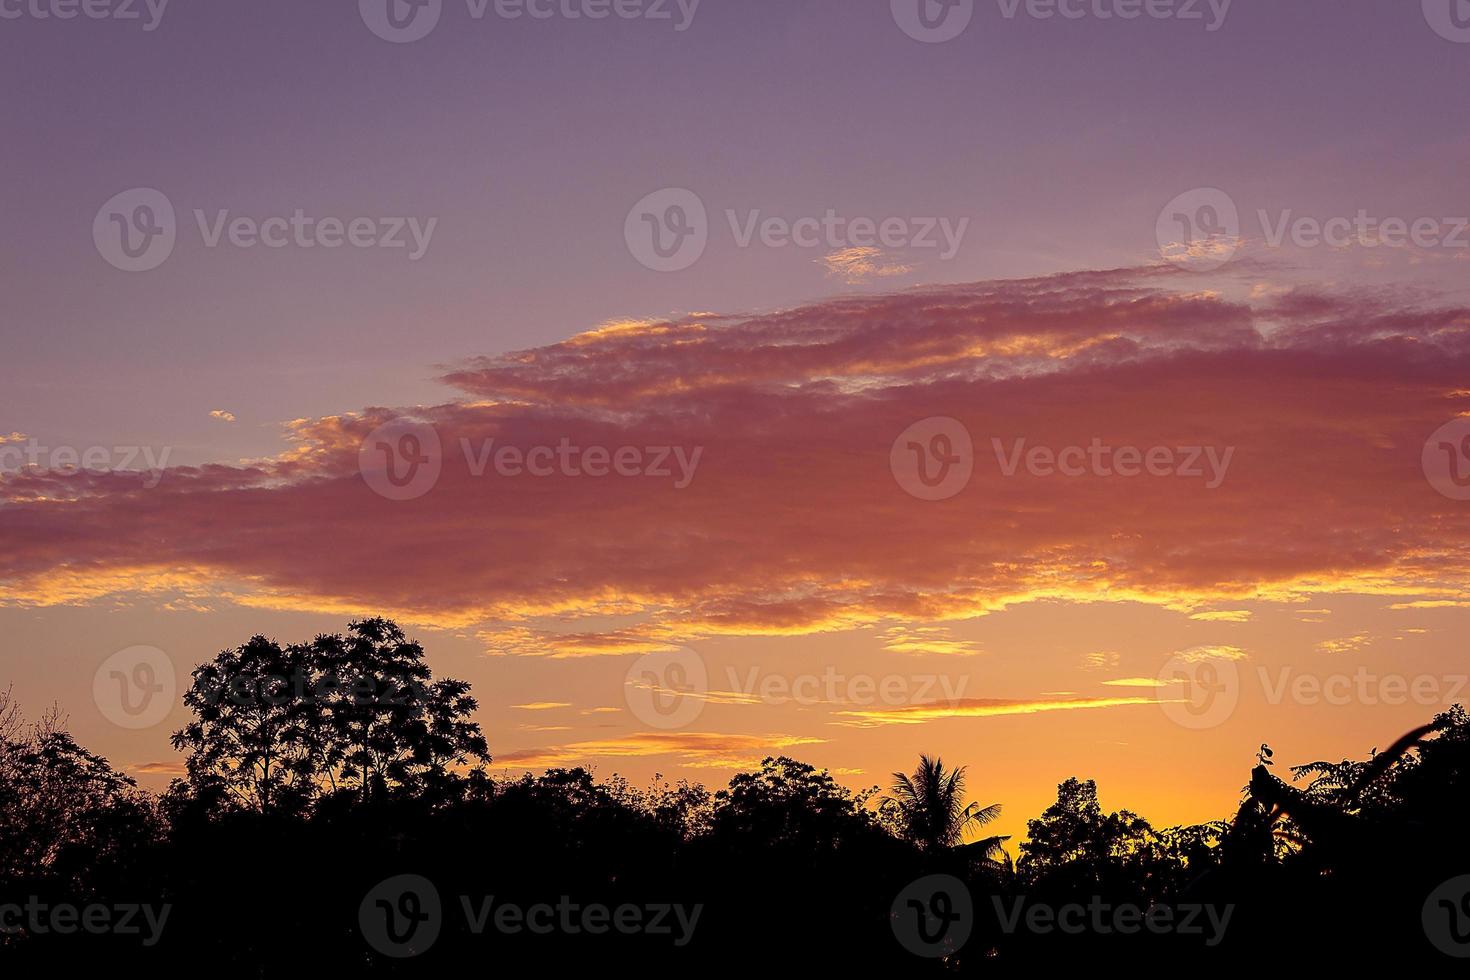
[889,754,1008,861]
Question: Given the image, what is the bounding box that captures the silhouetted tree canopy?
[170,619,489,815]
[3,627,1468,973]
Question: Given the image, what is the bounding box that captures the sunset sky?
[3,0,1470,846]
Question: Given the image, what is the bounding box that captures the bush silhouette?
[3,625,1468,972]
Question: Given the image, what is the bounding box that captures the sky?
[3,0,1470,846]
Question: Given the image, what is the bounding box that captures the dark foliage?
[2,628,1467,973]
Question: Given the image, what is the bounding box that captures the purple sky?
[4,0,1467,462]
[4,1,1470,828]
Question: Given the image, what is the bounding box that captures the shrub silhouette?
[3,625,1468,973]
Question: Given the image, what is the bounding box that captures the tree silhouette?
[0,691,160,893]
[171,635,321,815]
[886,754,1007,862]
[1018,777,1163,895]
[6,637,1469,972]
[171,619,489,814]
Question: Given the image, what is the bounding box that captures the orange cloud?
[819,247,913,284]
[880,625,982,656]
[832,695,1164,728]
[494,731,825,770]
[3,267,1469,647]
[1189,610,1252,622]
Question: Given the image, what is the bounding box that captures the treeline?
[2,620,1468,973]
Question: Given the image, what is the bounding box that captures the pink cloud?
[3,267,1469,647]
